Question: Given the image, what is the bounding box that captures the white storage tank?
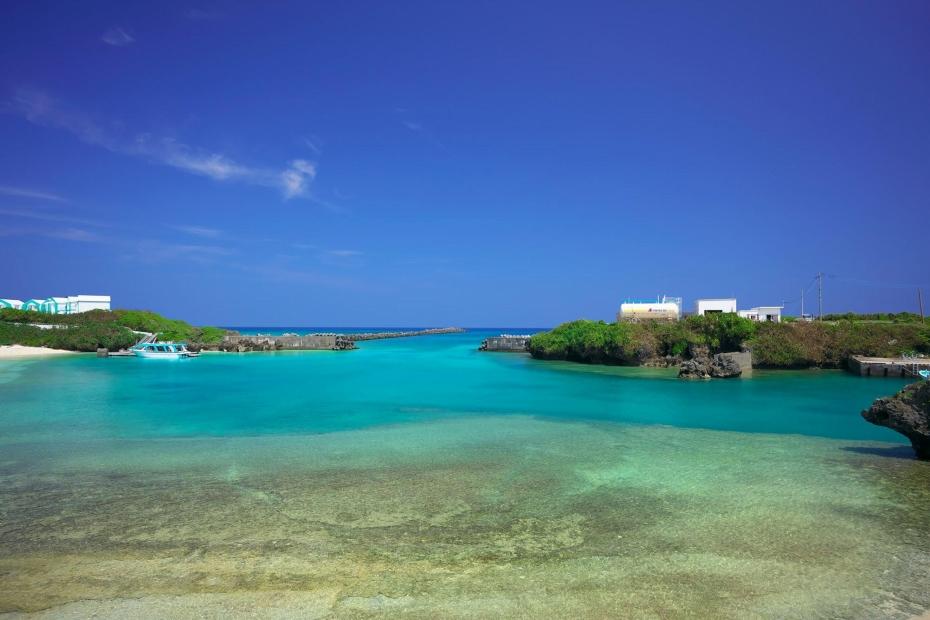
[618,296,682,322]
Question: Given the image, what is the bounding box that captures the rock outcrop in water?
[678,353,743,379]
[678,345,751,379]
[862,380,930,460]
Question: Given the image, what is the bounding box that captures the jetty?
[348,327,465,341]
[479,334,532,352]
[848,355,930,378]
[218,327,465,352]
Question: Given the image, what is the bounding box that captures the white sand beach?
[0,345,78,359]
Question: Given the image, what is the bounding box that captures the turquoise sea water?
[0,329,910,443]
[2,329,929,618]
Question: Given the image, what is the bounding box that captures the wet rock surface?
[862,380,930,460]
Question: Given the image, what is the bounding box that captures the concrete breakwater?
[213,327,465,352]
[348,327,465,341]
[479,335,532,352]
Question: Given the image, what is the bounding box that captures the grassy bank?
[528,314,930,369]
[0,308,226,352]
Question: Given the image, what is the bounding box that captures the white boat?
[131,342,198,359]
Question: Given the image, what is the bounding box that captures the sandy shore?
[0,345,78,359]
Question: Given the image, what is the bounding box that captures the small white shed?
[738,306,783,323]
[695,298,737,316]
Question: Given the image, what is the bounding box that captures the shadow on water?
[842,444,917,460]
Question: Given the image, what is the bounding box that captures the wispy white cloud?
[102,27,135,47]
[0,224,104,243]
[291,242,318,251]
[395,110,448,152]
[0,207,108,228]
[0,185,68,202]
[6,89,318,199]
[302,135,322,155]
[281,159,316,199]
[327,249,363,257]
[172,224,222,238]
[127,239,233,264]
[45,227,101,242]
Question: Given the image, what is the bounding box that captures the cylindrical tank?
[619,302,680,322]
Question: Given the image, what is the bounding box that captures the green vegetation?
[0,321,138,352]
[111,310,226,344]
[0,308,226,352]
[821,312,929,324]
[751,320,930,368]
[529,314,930,369]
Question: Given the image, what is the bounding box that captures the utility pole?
[817,273,823,321]
[800,288,804,318]
[919,288,925,320]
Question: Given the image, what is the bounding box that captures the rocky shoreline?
[676,347,751,379]
[195,327,466,352]
[862,380,930,460]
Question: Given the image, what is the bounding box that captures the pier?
[848,355,930,378]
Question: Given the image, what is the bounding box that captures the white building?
[2,295,111,314]
[618,296,682,322]
[65,295,111,313]
[738,306,783,323]
[694,298,737,316]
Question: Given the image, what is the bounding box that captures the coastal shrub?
[749,321,930,368]
[684,313,756,353]
[528,315,930,369]
[192,326,227,345]
[112,309,196,340]
[528,320,641,364]
[1,307,226,347]
[822,312,929,324]
[0,322,137,352]
[528,319,698,365]
[650,321,703,357]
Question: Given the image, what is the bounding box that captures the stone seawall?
[348,327,465,341]
[849,355,930,378]
[479,336,531,352]
[210,327,466,352]
[218,334,355,352]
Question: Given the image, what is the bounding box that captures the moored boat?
[131,342,198,359]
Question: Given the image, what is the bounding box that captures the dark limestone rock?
[678,358,710,379]
[862,381,930,460]
[641,355,682,368]
[709,353,742,378]
[678,353,742,380]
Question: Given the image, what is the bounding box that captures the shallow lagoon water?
[1,330,929,618]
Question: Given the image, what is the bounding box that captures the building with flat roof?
[738,306,783,323]
[695,298,737,316]
[3,295,111,314]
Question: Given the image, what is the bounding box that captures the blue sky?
[2,1,929,326]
